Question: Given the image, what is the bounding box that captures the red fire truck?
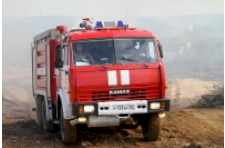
[32,18,170,144]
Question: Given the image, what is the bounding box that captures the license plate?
[112,105,135,110]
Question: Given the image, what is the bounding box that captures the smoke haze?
[3,14,224,80]
[2,0,224,111]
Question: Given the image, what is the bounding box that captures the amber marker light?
[79,106,83,113]
[161,102,165,109]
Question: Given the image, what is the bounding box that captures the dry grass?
[190,84,224,109]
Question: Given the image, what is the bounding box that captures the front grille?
[92,89,147,101]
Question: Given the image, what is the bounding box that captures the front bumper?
[72,99,170,117]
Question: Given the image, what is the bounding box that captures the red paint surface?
[33,28,166,104]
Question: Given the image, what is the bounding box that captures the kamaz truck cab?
[32,18,170,144]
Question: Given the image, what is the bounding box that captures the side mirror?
[55,45,64,68]
[158,40,163,58]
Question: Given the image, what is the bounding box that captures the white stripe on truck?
[120,70,130,85]
[107,71,117,86]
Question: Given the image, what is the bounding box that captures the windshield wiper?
[101,65,107,69]
[117,57,148,68]
[143,63,148,68]
[117,57,140,62]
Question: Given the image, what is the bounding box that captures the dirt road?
[2,109,224,148]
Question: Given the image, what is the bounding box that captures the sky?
[3,0,224,19]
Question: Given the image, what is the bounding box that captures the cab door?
[61,45,70,93]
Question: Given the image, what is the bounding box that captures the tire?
[41,100,58,132]
[59,105,78,144]
[36,97,43,128]
[141,114,160,141]
[42,100,49,131]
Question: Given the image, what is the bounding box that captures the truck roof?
[33,29,60,43]
[69,28,156,41]
[33,23,156,43]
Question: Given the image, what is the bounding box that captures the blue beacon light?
[95,21,103,28]
[117,20,124,27]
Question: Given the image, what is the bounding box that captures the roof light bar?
[95,20,124,29]
[72,18,125,30]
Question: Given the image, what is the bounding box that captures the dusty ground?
[2,109,224,148]
[2,68,224,148]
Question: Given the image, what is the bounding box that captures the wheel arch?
[57,88,74,120]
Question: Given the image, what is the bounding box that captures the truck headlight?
[150,102,161,110]
[83,105,95,113]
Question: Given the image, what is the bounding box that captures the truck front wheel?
[59,105,78,144]
[141,113,160,141]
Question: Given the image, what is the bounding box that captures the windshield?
[72,38,157,66]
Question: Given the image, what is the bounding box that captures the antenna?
[125,8,130,24]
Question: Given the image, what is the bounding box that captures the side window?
[63,46,69,66]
